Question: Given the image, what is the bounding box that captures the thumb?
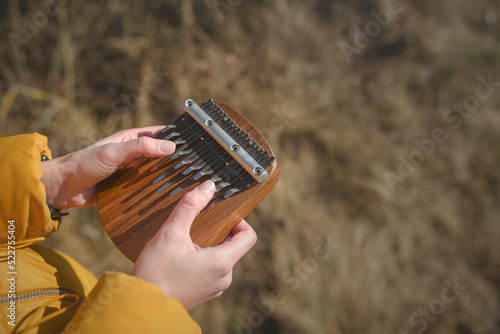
[101,137,175,166]
[159,180,216,241]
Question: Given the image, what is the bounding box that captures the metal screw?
[206,119,214,127]
[231,144,240,152]
[254,167,264,175]
[187,100,194,106]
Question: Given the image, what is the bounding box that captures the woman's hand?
[131,180,257,311]
[41,126,175,209]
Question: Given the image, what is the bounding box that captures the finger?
[98,137,176,167]
[90,126,167,147]
[215,220,257,263]
[230,219,252,236]
[159,180,216,240]
[221,219,250,243]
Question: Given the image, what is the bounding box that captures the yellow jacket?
[0,133,201,334]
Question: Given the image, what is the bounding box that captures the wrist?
[41,155,69,209]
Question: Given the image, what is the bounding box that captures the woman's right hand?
[131,180,257,310]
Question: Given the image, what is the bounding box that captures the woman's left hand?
[41,126,175,209]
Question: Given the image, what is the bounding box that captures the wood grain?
[96,101,280,262]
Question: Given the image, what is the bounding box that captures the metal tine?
[164,131,180,141]
[258,148,267,159]
[160,124,176,133]
[193,153,230,180]
[209,102,227,118]
[164,121,189,140]
[256,150,269,164]
[156,138,212,191]
[174,136,207,160]
[262,155,275,169]
[226,124,238,137]
[169,158,214,196]
[204,104,219,117]
[216,165,245,192]
[151,137,201,171]
[153,166,176,184]
[193,165,215,180]
[182,144,221,175]
[215,172,238,193]
[243,135,252,148]
[161,117,186,134]
[151,140,202,172]
[217,117,229,129]
[156,172,184,194]
[205,195,224,212]
[182,160,207,175]
[247,142,259,156]
[206,169,249,210]
[252,147,264,157]
[151,155,172,172]
[178,116,203,135]
[155,122,202,169]
[219,117,232,130]
[152,124,206,176]
[251,147,265,160]
[170,121,206,147]
[202,100,228,123]
[239,136,251,149]
[211,175,222,183]
[194,143,231,175]
[256,154,269,166]
[223,177,250,199]
[231,129,242,142]
[240,132,251,146]
[212,111,225,123]
[212,107,227,122]
[200,99,212,110]
[193,160,225,180]
[178,133,219,165]
[262,153,272,165]
[233,129,246,144]
[223,174,254,199]
[174,141,213,169]
[171,143,193,160]
[211,160,239,186]
[210,160,236,186]
[173,134,202,159]
[169,177,195,197]
[169,148,222,196]
[222,119,236,132]
[163,117,196,140]
[222,187,240,199]
[177,122,204,144]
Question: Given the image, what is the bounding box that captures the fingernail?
[197,180,215,193]
[159,141,175,153]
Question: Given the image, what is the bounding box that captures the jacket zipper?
[0,287,77,304]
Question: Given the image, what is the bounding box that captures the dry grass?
[1,0,500,333]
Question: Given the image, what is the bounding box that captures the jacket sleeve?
[0,133,201,333]
[63,272,201,334]
[0,133,59,243]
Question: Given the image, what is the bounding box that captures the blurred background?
[1,0,500,333]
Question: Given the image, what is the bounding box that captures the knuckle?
[248,229,258,245]
[220,274,233,291]
[213,255,233,276]
[179,191,205,210]
[95,143,114,161]
[135,136,152,151]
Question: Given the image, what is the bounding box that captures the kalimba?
[96,99,280,262]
